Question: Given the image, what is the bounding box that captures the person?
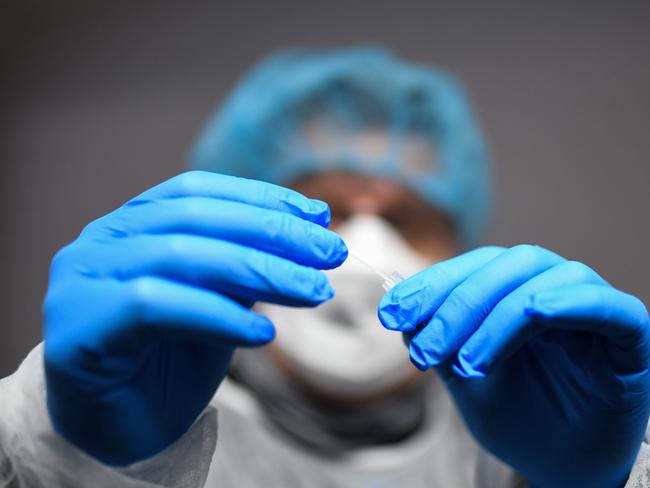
[0,48,649,488]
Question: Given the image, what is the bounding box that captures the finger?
[126,171,330,226]
[115,276,276,348]
[526,284,650,373]
[104,197,347,269]
[378,246,506,331]
[98,234,335,306]
[124,277,275,345]
[44,277,275,367]
[452,260,608,378]
[408,245,564,370]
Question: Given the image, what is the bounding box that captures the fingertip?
[313,274,335,303]
[378,293,397,324]
[378,290,395,311]
[453,354,486,378]
[376,309,394,330]
[309,199,331,227]
[280,191,329,225]
[321,285,335,302]
[381,280,427,327]
[293,268,335,304]
[378,294,416,331]
[332,238,348,268]
[408,342,429,371]
[249,315,276,345]
[307,226,347,270]
[275,268,335,307]
[410,330,446,369]
[309,199,329,213]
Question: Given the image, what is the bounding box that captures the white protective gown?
[1,344,650,488]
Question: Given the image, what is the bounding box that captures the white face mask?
[258,214,431,398]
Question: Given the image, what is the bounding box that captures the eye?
[381,204,452,250]
[382,205,415,231]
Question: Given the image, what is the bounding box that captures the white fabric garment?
[1,344,650,487]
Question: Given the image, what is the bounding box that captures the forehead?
[286,121,439,180]
[289,170,411,199]
[287,170,436,215]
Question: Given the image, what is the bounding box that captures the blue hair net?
[190,47,491,246]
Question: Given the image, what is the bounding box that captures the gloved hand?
[378,245,650,488]
[44,171,347,466]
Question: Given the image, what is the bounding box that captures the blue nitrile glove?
[44,171,347,466]
[378,245,650,488]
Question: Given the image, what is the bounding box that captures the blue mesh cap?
[189,47,491,246]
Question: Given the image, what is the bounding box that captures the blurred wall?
[1,0,649,377]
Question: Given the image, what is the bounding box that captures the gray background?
[1,0,649,378]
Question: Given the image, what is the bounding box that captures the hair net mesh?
[189,47,491,245]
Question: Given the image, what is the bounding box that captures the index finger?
[378,246,505,331]
[127,171,331,227]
